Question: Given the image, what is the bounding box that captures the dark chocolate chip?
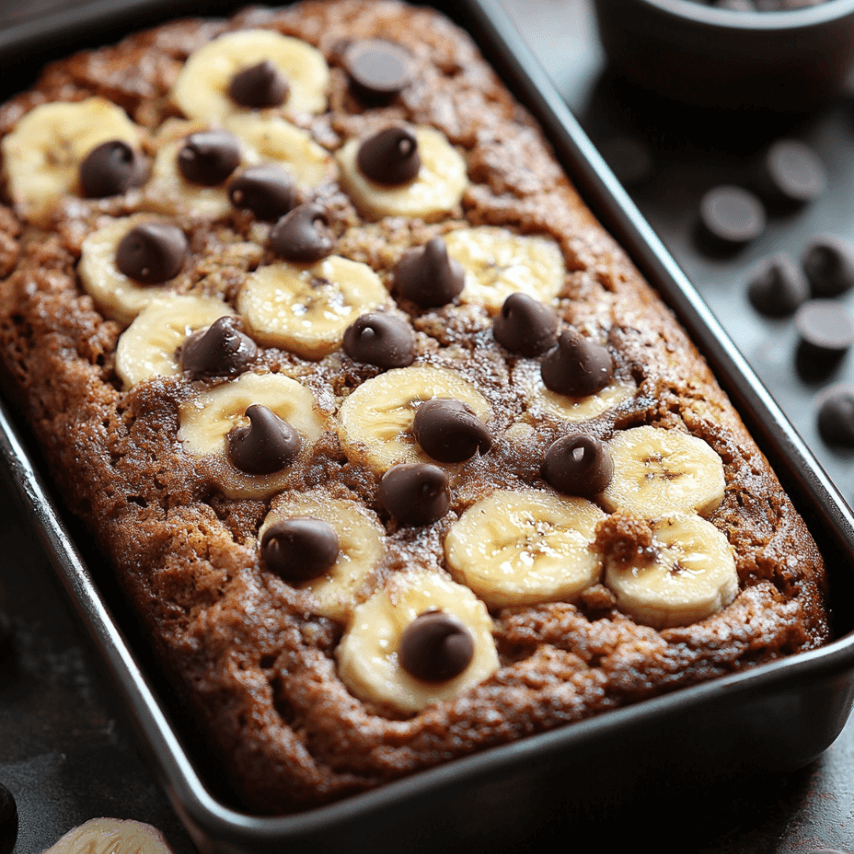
[269,203,335,263]
[412,399,492,463]
[599,135,654,187]
[344,39,414,100]
[392,237,465,308]
[260,517,340,582]
[493,292,559,356]
[178,130,241,186]
[795,299,854,356]
[379,463,450,526]
[228,60,289,108]
[541,329,614,397]
[399,610,474,683]
[801,235,854,296]
[542,434,613,496]
[116,221,187,284]
[816,384,854,446]
[342,312,416,368]
[79,140,147,198]
[227,404,302,475]
[0,782,17,854]
[228,165,296,221]
[747,253,810,316]
[698,185,765,247]
[180,316,257,378]
[356,126,420,185]
[758,139,826,207]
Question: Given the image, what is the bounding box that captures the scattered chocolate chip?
[0,782,17,854]
[399,610,475,683]
[795,299,854,357]
[228,60,289,108]
[412,399,492,463]
[816,384,854,446]
[493,292,559,356]
[392,237,465,307]
[269,202,335,263]
[379,463,450,525]
[747,253,810,316]
[116,221,187,284]
[599,135,654,187]
[228,165,296,221]
[261,517,340,582]
[698,185,765,247]
[178,130,241,186]
[757,139,826,207]
[541,329,614,397]
[356,126,421,185]
[801,235,854,296]
[79,140,147,198]
[542,434,613,496]
[344,39,414,100]
[180,316,257,378]
[227,404,302,475]
[342,312,416,368]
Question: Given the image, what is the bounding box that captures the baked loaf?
[0,0,829,814]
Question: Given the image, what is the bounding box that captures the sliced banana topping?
[43,818,174,854]
[260,494,384,621]
[336,571,499,715]
[237,255,388,359]
[600,425,726,518]
[444,490,606,608]
[337,365,491,472]
[521,372,635,424]
[171,29,330,121]
[604,513,738,629]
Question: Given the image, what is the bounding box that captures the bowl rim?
[632,0,854,30]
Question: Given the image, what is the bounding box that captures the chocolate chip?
[79,140,147,198]
[180,316,257,378]
[757,139,826,207]
[379,463,450,525]
[228,165,296,221]
[269,203,335,263]
[227,404,302,475]
[392,237,465,307]
[542,434,613,496]
[747,253,809,316]
[356,126,421,185]
[599,135,654,187]
[342,313,416,368]
[228,60,289,108]
[493,292,559,356]
[698,185,765,247]
[795,299,854,357]
[0,782,17,854]
[116,222,187,284]
[541,329,614,397]
[178,130,241,186]
[816,384,854,446]
[261,517,340,582]
[344,39,413,100]
[801,235,854,296]
[413,399,492,463]
[399,610,474,683]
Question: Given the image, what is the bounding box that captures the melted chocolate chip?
[227,404,302,475]
[816,384,854,446]
[228,165,296,221]
[356,126,420,185]
[228,60,289,108]
[0,782,17,854]
[342,313,416,368]
[379,463,450,526]
[178,130,241,186]
[493,292,559,356]
[269,203,335,263]
[399,610,475,683]
[79,140,147,198]
[540,329,614,397]
[261,517,340,582]
[116,222,187,284]
[542,434,613,496]
[392,237,465,308]
[344,39,414,100]
[180,316,257,378]
[412,399,492,463]
[801,235,854,296]
[747,253,809,316]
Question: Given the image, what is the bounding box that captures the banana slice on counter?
[444,489,605,608]
[337,364,491,472]
[336,570,499,715]
[604,513,737,629]
[2,98,143,226]
[600,425,726,518]
[171,29,330,121]
[237,256,388,359]
[43,818,173,854]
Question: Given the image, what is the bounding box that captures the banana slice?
[171,29,330,121]
[43,818,173,854]
[444,227,566,314]
[260,494,384,621]
[520,367,635,424]
[337,125,468,220]
[178,371,325,499]
[337,364,491,472]
[2,98,143,226]
[604,513,738,629]
[600,425,726,518]
[336,571,499,715]
[444,489,605,608]
[237,256,388,359]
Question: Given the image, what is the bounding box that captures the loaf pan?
[2,0,854,851]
